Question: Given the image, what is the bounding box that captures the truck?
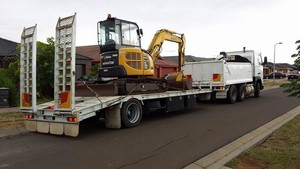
[20,14,264,137]
[184,49,265,103]
[20,14,211,137]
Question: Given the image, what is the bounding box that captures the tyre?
[121,99,142,128]
[254,82,261,98]
[237,84,246,102]
[227,85,237,104]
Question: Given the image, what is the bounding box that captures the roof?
[76,53,93,60]
[76,45,100,62]
[165,55,214,63]
[0,37,18,56]
[265,62,297,70]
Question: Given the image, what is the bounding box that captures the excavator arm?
[147,29,185,71]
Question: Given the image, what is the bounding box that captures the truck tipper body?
[184,50,264,103]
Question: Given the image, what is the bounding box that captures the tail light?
[25,114,34,119]
[185,74,192,79]
[215,86,225,90]
[66,117,77,122]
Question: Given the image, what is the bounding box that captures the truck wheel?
[227,85,237,104]
[121,99,142,128]
[254,82,261,98]
[237,85,246,102]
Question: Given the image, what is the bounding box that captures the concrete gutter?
[184,105,300,169]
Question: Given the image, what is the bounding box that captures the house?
[75,45,100,79]
[74,45,181,78]
[75,53,93,79]
[76,45,100,65]
[0,37,99,77]
[73,46,218,78]
[74,45,179,78]
[154,56,178,78]
[263,62,297,75]
[0,38,18,68]
[153,55,214,78]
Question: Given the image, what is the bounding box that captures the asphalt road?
[0,88,299,169]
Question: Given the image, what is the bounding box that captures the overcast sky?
[1,0,300,64]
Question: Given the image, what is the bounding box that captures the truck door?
[254,52,263,79]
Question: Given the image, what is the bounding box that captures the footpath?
[0,107,20,114]
[184,105,300,169]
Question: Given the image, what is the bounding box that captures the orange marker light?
[213,73,221,82]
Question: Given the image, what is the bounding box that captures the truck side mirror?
[263,57,267,66]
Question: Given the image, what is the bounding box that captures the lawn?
[0,97,51,131]
[0,112,24,130]
[226,115,300,169]
[263,79,289,89]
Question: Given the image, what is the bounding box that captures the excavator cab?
[97,14,154,78]
[98,14,143,52]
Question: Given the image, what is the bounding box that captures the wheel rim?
[126,103,140,124]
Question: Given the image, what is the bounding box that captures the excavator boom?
[147,29,186,71]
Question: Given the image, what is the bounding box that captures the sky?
[1,0,300,64]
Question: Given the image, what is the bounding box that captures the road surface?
[0,88,299,169]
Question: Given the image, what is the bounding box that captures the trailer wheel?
[121,99,142,128]
[227,85,237,104]
[254,82,261,98]
[237,85,246,102]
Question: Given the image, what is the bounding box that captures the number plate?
[44,115,54,121]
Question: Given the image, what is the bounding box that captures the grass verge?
[226,115,300,169]
[263,79,289,89]
[0,98,51,131]
[0,112,24,130]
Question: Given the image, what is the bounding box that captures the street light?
[273,42,283,84]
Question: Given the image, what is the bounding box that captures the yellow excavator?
[97,14,190,94]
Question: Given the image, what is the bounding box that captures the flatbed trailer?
[20,14,212,137]
[22,89,211,137]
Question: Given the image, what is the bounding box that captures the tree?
[0,45,21,106]
[281,40,300,98]
[0,37,55,106]
[36,37,55,97]
[291,40,300,70]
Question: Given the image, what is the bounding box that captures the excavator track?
[75,78,168,97]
